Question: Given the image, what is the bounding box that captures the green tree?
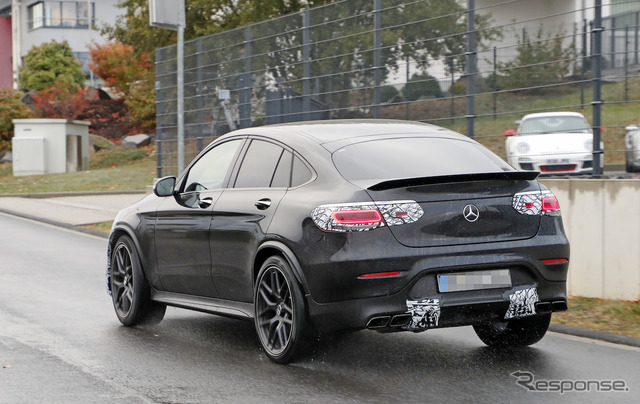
[19,40,85,95]
[0,90,33,150]
[498,26,576,95]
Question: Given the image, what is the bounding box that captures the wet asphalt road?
[0,213,639,404]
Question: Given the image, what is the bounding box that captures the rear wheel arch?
[254,242,309,295]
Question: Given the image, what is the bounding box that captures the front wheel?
[473,313,551,348]
[254,256,310,363]
[110,235,166,326]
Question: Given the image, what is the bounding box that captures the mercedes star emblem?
[463,204,480,222]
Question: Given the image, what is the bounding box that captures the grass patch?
[81,221,113,234]
[0,146,156,194]
[552,296,640,339]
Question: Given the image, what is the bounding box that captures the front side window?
[183,139,243,192]
[28,2,94,30]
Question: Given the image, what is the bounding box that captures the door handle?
[198,196,214,209]
[255,198,272,210]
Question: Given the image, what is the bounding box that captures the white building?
[0,0,121,89]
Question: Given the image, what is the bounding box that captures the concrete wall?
[542,179,640,301]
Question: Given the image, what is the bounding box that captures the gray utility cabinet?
[12,119,90,177]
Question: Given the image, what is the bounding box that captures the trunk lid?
[366,174,541,248]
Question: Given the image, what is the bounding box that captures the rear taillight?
[513,190,561,216]
[312,200,423,232]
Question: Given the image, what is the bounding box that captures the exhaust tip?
[535,302,553,314]
[366,316,390,329]
[389,314,412,327]
[552,301,568,312]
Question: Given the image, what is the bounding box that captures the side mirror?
[154,176,176,197]
[625,125,638,132]
[504,129,517,137]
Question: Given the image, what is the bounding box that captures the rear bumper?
[306,276,567,333]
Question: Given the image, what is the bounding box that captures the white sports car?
[624,124,640,172]
[505,112,596,174]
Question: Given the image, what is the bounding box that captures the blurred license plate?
[437,269,512,293]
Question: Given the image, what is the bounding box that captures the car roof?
[520,112,586,121]
[222,119,470,152]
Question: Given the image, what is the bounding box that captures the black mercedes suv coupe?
[107,120,570,363]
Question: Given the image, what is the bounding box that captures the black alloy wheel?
[254,256,308,363]
[111,235,165,326]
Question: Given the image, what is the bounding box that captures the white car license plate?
[437,269,512,293]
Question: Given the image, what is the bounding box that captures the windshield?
[519,116,591,135]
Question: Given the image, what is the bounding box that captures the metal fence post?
[625,25,629,102]
[492,46,497,119]
[196,38,204,151]
[155,48,162,178]
[592,0,603,177]
[239,26,252,129]
[302,9,311,121]
[466,0,476,139]
[373,0,382,118]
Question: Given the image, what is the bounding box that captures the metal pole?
[177,20,185,174]
[240,25,252,128]
[625,25,629,102]
[581,19,587,108]
[492,46,497,119]
[466,0,476,139]
[302,9,311,121]
[196,38,204,151]
[405,55,410,120]
[156,48,162,178]
[592,0,603,177]
[450,55,454,123]
[373,0,381,118]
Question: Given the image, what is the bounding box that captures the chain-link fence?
[155,0,640,177]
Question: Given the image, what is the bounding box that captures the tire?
[254,256,310,363]
[473,313,551,348]
[110,235,166,326]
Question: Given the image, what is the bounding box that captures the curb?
[549,324,640,348]
[0,190,147,199]
[0,207,109,239]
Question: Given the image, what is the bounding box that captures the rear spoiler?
[368,171,540,191]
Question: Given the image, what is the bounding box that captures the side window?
[234,140,285,188]
[271,150,292,188]
[184,139,243,192]
[291,155,313,187]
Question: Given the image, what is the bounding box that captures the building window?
[28,2,94,30]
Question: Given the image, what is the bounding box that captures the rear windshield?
[332,137,512,182]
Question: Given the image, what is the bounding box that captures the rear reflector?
[312,200,423,232]
[542,258,568,264]
[358,271,401,279]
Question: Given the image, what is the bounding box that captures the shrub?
[0,90,33,150]
[404,73,443,101]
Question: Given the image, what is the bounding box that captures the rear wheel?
[254,256,309,363]
[473,313,551,347]
[110,235,166,326]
